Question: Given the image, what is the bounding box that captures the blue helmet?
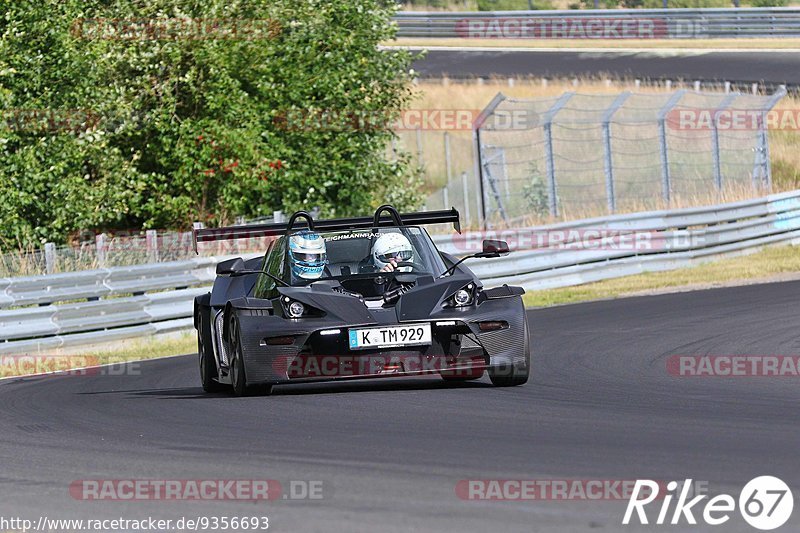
[288,231,327,280]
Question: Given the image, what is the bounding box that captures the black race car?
[193,205,530,396]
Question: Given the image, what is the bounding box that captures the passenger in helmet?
[288,231,327,282]
[371,232,414,273]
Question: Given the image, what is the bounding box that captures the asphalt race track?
[412,49,800,86]
[2,280,799,532]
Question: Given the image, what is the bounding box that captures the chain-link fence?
[393,128,481,228]
[426,89,786,228]
[0,217,280,277]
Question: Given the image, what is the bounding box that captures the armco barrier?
[2,191,800,354]
[395,8,800,39]
[433,189,800,288]
[0,258,222,355]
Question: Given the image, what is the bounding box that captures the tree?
[0,0,421,247]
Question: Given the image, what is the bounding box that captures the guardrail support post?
[601,92,631,214]
[542,92,574,218]
[712,94,739,192]
[95,233,106,268]
[44,243,56,275]
[657,90,686,206]
[146,229,159,263]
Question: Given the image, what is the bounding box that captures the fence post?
[44,243,56,275]
[461,171,471,227]
[712,93,738,192]
[146,229,159,263]
[95,233,106,268]
[482,147,509,225]
[601,92,631,214]
[472,92,507,229]
[444,131,452,186]
[192,222,204,255]
[657,90,686,205]
[442,184,450,210]
[753,87,787,191]
[541,92,574,218]
[415,127,424,168]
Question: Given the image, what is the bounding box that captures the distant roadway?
[410,48,800,86]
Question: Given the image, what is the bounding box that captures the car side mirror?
[216,257,246,276]
[476,239,510,258]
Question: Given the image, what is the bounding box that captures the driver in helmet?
[288,230,327,282]
[371,232,414,273]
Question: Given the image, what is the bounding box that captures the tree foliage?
[0,0,421,246]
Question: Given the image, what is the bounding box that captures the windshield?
[290,226,445,285]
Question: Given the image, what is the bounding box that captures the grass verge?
[0,332,197,378]
[523,243,800,307]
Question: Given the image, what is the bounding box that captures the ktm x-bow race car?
[193,205,530,396]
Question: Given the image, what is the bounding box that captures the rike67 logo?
[623,476,793,530]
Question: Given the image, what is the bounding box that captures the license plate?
[348,324,431,350]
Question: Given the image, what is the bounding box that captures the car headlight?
[288,301,305,318]
[447,284,475,308]
[454,289,471,306]
[284,298,306,318]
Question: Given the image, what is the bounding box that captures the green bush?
[477,0,555,10]
[0,0,420,247]
[640,0,731,6]
[750,0,788,7]
[523,164,550,216]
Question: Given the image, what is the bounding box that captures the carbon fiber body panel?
[228,283,527,385]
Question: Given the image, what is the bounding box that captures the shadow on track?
[77,377,492,399]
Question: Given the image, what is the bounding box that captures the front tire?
[198,310,225,393]
[230,316,273,397]
[488,320,530,387]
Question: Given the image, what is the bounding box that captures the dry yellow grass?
[523,243,800,307]
[401,78,800,224]
[0,332,196,378]
[390,37,800,49]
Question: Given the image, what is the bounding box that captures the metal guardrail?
[0,258,221,354]
[2,191,800,354]
[395,8,800,39]
[434,189,800,288]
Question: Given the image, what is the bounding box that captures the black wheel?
[488,322,530,387]
[230,316,273,397]
[198,310,225,393]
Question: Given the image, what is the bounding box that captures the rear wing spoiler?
[193,206,461,253]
